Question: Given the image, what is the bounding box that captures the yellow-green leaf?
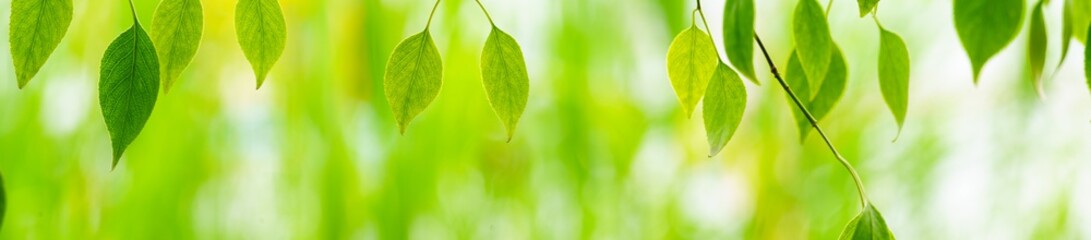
[839,204,896,240]
[1072,0,1091,43]
[667,25,718,117]
[793,0,833,87]
[235,0,286,89]
[151,0,203,93]
[704,62,747,157]
[954,0,1023,83]
[879,27,910,134]
[100,9,161,167]
[9,0,74,88]
[787,46,847,141]
[857,0,880,17]
[385,31,443,134]
[723,0,758,83]
[481,27,530,142]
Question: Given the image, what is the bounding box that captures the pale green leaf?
[667,25,718,117]
[385,31,443,134]
[704,62,747,157]
[1028,1,1047,94]
[100,14,161,167]
[839,204,896,240]
[151,0,203,93]
[9,0,74,89]
[235,0,287,89]
[788,46,847,141]
[723,0,757,83]
[793,0,833,88]
[481,27,530,142]
[953,0,1023,83]
[879,27,910,134]
[857,0,879,17]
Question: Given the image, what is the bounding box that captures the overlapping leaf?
[667,25,718,117]
[152,0,203,93]
[9,0,74,88]
[953,0,1023,83]
[878,27,910,134]
[723,0,757,83]
[99,9,161,167]
[786,46,847,141]
[481,27,530,142]
[236,0,287,88]
[704,62,747,157]
[385,31,443,134]
[793,0,834,88]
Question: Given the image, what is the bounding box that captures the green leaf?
[1085,24,1091,95]
[953,0,1023,83]
[1059,0,1074,69]
[704,62,747,157]
[385,31,443,134]
[1072,0,1091,43]
[878,27,910,134]
[9,0,74,89]
[793,0,834,88]
[667,25,718,117]
[481,27,530,142]
[857,0,880,17]
[1028,0,1047,94]
[235,0,287,89]
[723,0,758,84]
[151,0,203,93]
[839,204,896,240]
[787,46,847,141]
[99,11,161,167]
[1,173,5,230]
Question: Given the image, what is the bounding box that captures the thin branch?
[753,33,869,209]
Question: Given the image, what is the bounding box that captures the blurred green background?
[1,0,1090,239]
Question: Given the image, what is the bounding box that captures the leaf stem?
[128,0,139,23]
[753,33,869,209]
[474,0,496,27]
[426,0,442,29]
[695,0,723,61]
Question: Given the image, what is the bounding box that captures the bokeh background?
[1,0,1090,239]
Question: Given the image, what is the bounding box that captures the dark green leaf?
[879,27,910,134]
[385,31,443,134]
[793,0,834,88]
[481,27,530,142]
[151,0,203,93]
[839,204,896,240]
[235,0,287,89]
[100,12,160,167]
[9,0,74,88]
[704,62,747,157]
[953,0,1023,83]
[857,0,880,17]
[723,0,758,83]
[787,46,847,141]
[1029,1,1047,94]
[667,25,718,117]
[1085,23,1091,95]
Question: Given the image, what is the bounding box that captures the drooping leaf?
[1028,1,1047,95]
[793,0,834,89]
[1056,0,1075,76]
[857,0,880,17]
[1072,0,1091,43]
[667,25,718,117]
[481,27,530,142]
[235,0,287,89]
[151,0,203,93]
[953,0,1023,83]
[385,31,443,134]
[839,204,896,240]
[100,10,161,167]
[787,46,847,141]
[878,27,910,135]
[723,0,758,83]
[9,0,74,88]
[704,62,747,157]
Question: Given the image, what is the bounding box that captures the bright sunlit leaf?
[879,27,910,135]
[385,31,443,134]
[704,62,747,157]
[953,0,1023,83]
[667,25,718,118]
[787,46,847,141]
[839,204,896,240]
[857,0,879,17]
[793,0,833,88]
[723,0,758,83]
[99,7,161,167]
[1072,0,1091,43]
[481,27,530,142]
[151,0,203,93]
[235,0,287,89]
[9,0,74,89]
